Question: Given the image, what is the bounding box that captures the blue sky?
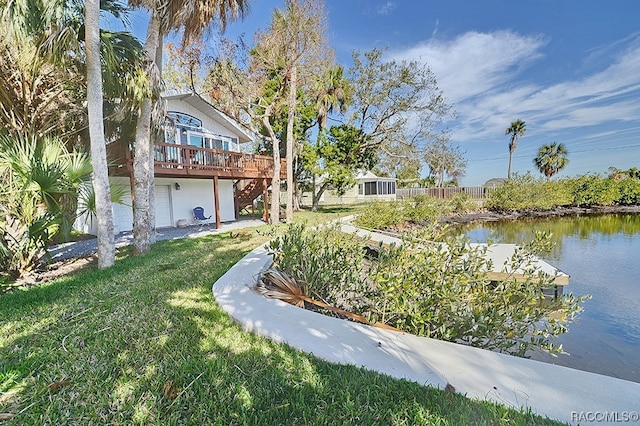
[129,0,640,186]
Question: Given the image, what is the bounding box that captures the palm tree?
[85,0,115,268]
[534,142,569,180]
[310,65,352,211]
[127,0,249,254]
[505,119,526,179]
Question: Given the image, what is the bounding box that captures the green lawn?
[0,209,562,425]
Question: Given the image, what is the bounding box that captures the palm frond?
[255,268,400,332]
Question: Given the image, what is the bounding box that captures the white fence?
[397,186,486,199]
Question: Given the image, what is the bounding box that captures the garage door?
[155,185,173,228]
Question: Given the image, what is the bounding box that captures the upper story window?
[167,112,202,128]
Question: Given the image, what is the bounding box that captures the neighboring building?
[484,177,507,189]
[302,170,396,206]
[77,92,284,235]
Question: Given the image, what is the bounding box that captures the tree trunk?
[262,114,280,224]
[85,0,115,268]
[133,13,161,254]
[285,65,297,223]
[312,181,329,212]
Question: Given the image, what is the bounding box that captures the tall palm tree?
[505,119,526,179]
[127,0,249,254]
[85,0,115,268]
[310,65,351,211]
[313,65,351,133]
[534,142,569,180]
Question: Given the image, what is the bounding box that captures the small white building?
[77,92,282,235]
[302,170,397,206]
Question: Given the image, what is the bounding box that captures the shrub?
[354,201,405,230]
[569,174,620,206]
[267,223,588,357]
[617,178,640,205]
[485,173,571,211]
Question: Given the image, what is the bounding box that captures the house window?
[189,134,204,147]
[364,181,377,195]
[358,184,364,195]
[167,112,202,128]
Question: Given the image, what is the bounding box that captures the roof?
[162,91,253,143]
[355,170,396,181]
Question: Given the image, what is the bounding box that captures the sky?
[127,0,640,186]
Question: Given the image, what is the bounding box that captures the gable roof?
[162,91,253,143]
[355,170,396,181]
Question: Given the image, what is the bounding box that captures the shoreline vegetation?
[440,204,640,226]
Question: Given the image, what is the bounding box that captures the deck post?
[213,176,221,229]
[262,178,269,222]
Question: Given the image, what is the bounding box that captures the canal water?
[459,214,640,383]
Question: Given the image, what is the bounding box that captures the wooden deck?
[338,221,570,287]
[108,141,285,180]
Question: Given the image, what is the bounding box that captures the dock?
[338,220,570,290]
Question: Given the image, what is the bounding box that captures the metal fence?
[397,186,486,200]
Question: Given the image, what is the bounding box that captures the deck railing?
[109,141,285,179]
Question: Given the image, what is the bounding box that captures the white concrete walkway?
[212,224,640,425]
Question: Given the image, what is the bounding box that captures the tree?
[85,0,115,268]
[423,136,467,187]
[347,48,451,173]
[303,124,376,208]
[2,0,141,268]
[308,64,352,210]
[533,142,569,180]
[505,119,526,179]
[253,0,327,222]
[128,0,249,254]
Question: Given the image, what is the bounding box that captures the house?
[78,92,284,235]
[302,170,396,206]
[484,177,507,189]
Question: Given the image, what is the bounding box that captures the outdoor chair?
[193,206,212,221]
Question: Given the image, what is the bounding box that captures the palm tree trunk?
[85,0,115,268]
[262,112,280,224]
[133,13,161,254]
[507,151,513,180]
[285,65,297,223]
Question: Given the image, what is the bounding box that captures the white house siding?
[77,176,236,235]
[165,98,240,148]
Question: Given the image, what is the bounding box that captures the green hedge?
[486,173,640,210]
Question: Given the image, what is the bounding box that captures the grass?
[0,208,563,425]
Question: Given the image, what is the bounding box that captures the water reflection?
[457,213,640,261]
[455,213,640,383]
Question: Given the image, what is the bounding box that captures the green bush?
[268,223,588,357]
[267,223,369,311]
[354,201,405,229]
[570,174,620,206]
[616,178,640,205]
[405,194,452,222]
[485,173,572,211]
[450,191,474,213]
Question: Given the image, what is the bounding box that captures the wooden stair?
[234,178,269,216]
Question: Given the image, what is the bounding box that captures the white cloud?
[388,31,640,143]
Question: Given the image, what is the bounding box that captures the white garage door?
[155,185,173,228]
